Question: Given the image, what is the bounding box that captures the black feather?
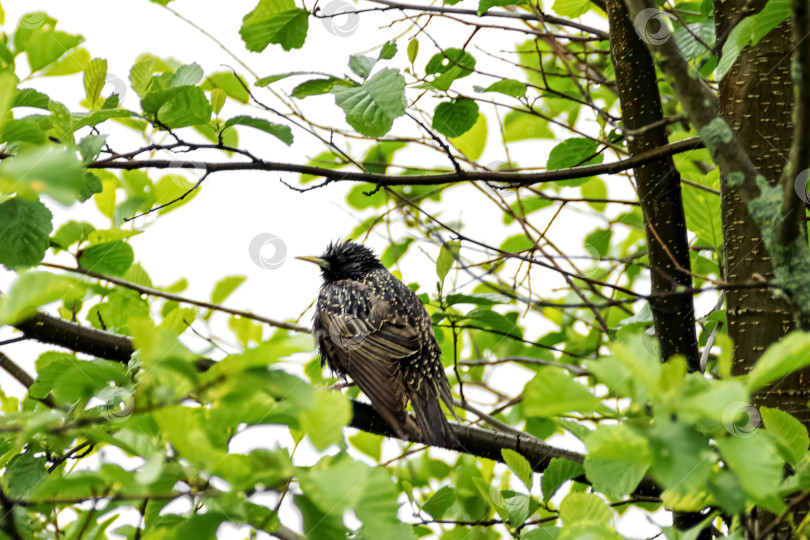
[308,240,458,446]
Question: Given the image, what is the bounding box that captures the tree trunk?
[606,0,704,535]
[607,0,699,373]
[714,3,804,536]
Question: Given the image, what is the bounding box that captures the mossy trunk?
[714,1,806,536]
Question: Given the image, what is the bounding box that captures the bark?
[715,2,805,536]
[607,0,700,372]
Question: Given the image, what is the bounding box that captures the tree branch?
[84,138,702,187]
[6,308,662,498]
[364,0,611,39]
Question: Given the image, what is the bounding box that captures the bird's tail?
[409,387,459,447]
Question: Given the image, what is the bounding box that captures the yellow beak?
[295,256,331,270]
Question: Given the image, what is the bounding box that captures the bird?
[297,240,458,447]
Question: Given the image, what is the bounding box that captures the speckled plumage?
[305,240,457,446]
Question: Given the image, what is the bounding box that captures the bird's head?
[297,240,384,283]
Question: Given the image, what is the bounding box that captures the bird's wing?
[316,281,421,438]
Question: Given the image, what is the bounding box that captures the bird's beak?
[295,256,331,270]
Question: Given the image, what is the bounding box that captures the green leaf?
[503,110,554,142]
[346,183,385,209]
[0,272,80,324]
[79,240,134,275]
[7,453,48,498]
[407,39,419,64]
[464,309,521,338]
[523,368,601,417]
[0,70,17,136]
[708,470,746,514]
[647,419,714,496]
[291,77,353,98]
[42,47,90,76]
[86,228,142,246]
[379,41,397,60]
[21,20,84,72]
[202,72,250,103]
[301,151,348,183]
[332,68,406,137]
[153,174,200,215]
[299,390,352,450]
[717,0,789,79]
[31,352,128,403]
[223,115,293,144]
[547,138,602,170]
[501,234,534,253]
[505,196,553,224]
[747,331,810,391]
[0,198,52,269]
[142,86,212,129]
[437,241,461,283]
[449,113,487,160]
[502,449,532,491]
[584,424,650,498]
[475,78,527,98]
[129,55,156,97]
[433,99,479,137]
[381,237,414,267]
[424,49,475,91]
[348,431,384,461]
[477,0,528,16]
[84,57,107,108]
[445,293,511,306]
[716,432,784,512]
[0,146,89,205]
[349,54,377,79]
[541,457,584,500]
[580,177,607,211]
[297,456,368,514]
[559,492,611,527]
[422,486,456,519]
[673,22,715,61]
[171,63,204,87]
[51,220,95,250]
[256,72,296,86]
[362,140,406,174]
[211,275,247,304]
[584,229,611,258]
[354,468,408,538]
[78,134,107,164]
[240,0,309,52]
[12,89,50,110]
[296,494,347,539]
[681,173,722,249]
[760,406,809,466]
[552,0,591,18]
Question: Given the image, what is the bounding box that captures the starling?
[298,240,458,446]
